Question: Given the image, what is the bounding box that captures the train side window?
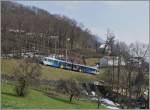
[45,58,48,61]
[54,60,58,64]
[48,59,52,62]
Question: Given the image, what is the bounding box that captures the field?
[1,58,106,109]
[1,59,97,80]
[1,83,106,109]
[85,58,99,66]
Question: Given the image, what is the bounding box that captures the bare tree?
[56,78,82,102]
[13,58,41,96]
[95,86,102,109]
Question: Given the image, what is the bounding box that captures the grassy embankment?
[1,59,97,80]
[1,83,107,109]
[1,58,107,109]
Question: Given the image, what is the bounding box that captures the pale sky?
[16,1,149,44]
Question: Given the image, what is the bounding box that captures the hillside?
[1,1,101,58]
[1,59,97,81]
[2,83,106,109]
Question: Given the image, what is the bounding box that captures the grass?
[1,59,96,80]
[1,83,106,109]
[85,58,99,66]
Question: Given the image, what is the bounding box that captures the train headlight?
[60,65,64,68]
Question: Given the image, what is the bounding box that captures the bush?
[15,77,28,96]
[13,58,41,97]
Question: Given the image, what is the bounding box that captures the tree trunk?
[128,71,131,108]
[97,98,100,109]
[147,89,149,108]
[70,94,74,102]
[117,56,121,101]
[97,97,101,109]
[112,56,114,90]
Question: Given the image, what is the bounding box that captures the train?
[40,57,99,75]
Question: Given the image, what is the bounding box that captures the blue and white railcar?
[42,57,64,68]
[75,63,98,74]
[42,57,98,75]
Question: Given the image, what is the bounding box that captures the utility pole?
[50,35,59,56]
[66,38,70,62]
[55,38,57,54]
[117,56,121,94]
[112,56,115,90]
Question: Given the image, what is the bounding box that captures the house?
[99,56,125,68]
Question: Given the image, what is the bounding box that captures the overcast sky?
[16,1,149,44]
